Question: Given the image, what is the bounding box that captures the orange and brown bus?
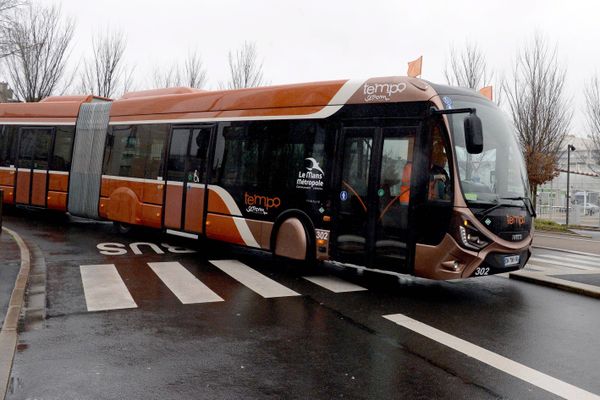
[0,76,534,279]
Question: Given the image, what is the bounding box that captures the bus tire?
[270,211,316,268]
[113,221,133,234]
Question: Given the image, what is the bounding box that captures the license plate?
[504,255,520,267]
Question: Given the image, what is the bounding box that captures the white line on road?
[528,257,597,271]
[210,260,300,298]
[534,254,600,267]
[303,275,368,293]
[80,264,137,312]
[383,313,600,400]
[148,262,224,304]
[525,263,569,274]
[535,234,600,243]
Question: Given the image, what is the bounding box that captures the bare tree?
[224,41,265,89]
[0,0,25,57]
[503,34,572,205]
[79,30,134,98]
[444,42,492,90]
[152,50,207,89]
[3,4,74,102]
[182,50,206,88]
[584,74,600,165]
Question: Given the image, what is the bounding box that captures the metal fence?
[537,188,600,228]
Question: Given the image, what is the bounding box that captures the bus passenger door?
[164,125,212,234]
[332,124,415,271]
[374,127,416,270]
[333,127,376,267]
[15,127,53,206]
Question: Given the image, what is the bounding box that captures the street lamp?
[566,144,576,226]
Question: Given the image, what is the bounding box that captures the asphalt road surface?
[2,209,599,400]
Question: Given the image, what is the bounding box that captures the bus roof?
[108,76,438,123]
[0,95,108,125]
[0,76,440,124]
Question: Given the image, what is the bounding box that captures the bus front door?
[332,125,415,271]
[164,126,212,234]
[15,127,53,207]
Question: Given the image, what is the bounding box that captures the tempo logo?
[363,82,407,102]
[244,192,281,210]
[506,215,526,226]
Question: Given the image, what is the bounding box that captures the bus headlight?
[457,221,489,250]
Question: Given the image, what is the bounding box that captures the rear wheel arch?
[270,209,316,263]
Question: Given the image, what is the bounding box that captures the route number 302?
[474,267,490,276]
[315,230,330,241]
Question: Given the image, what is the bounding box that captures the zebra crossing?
[526,251,600,274]
[79,259,368,312]
[80,264,138,312]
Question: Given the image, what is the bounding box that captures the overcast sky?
[39,0,600,136]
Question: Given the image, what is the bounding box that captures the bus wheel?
[113,221,132,234]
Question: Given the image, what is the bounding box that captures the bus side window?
[50,126,75,171]
[428,124,452,201]
[102,125,167,179]
[0,125,17,167]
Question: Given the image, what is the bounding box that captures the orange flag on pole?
[407,56,423,78]
[479,86,493,101]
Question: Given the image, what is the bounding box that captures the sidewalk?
[0,227,32,399]
[509,231,600,299]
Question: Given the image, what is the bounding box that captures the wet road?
[2,209,599,400]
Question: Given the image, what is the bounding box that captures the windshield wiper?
[500,196,537,218]
[474,196,536,218]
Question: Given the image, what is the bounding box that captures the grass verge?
[534,218,572,233]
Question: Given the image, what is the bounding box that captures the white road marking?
[383,313,600,400]
[536,233,600,244]
[303,275,368,293]
[148,262,224,304]
[528,257,596,271]
[209,260,300,298]
[80,264,137,312]
[534,254,600,267]
[525,263,567,274]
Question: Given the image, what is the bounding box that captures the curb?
[0,227,31,399]
[509,271,600,299]
[532,245,600,258]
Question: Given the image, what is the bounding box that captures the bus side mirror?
[464,114,483,154]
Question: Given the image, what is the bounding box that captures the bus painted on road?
[0,77,534,279]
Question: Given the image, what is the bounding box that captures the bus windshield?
[445,95,530,208]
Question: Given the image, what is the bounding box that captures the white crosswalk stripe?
[79,259,375,312]
[558,252,600,262]
[148,261,224,304]
[80,264,137,312]
[303,275,368,293]
[210,260,300,298]
[533,254,600,268]
[528,257,597,271]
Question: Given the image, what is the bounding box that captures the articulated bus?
[0,76,534,279]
